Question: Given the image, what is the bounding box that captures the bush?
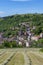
[12,41,17,48]
[3,41,11,48]
[40,48,43,52]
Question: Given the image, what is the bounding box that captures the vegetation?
[0,14,43,35]
[0,48,43,65]
[27,52,43,65]
[0,13,43,48]
[1,41,23,48]
[7,53,24,65]
[40,48,43,52]
[30,39,43,48]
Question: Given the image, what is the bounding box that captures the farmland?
[0,48,43,65]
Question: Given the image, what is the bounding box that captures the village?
[0,22,43,47]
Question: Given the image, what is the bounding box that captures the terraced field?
[0,48,43,65]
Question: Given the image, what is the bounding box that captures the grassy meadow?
[0,48,43,65]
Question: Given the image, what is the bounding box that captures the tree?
[12,41,17,47]
[3,41,11,48]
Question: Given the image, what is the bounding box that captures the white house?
[25,40,29,47]
[40,33,43,38]
[19,41,22,45]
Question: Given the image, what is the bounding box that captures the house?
[26,41,29,47]
[25,40,29,47]
[10,27,15,30]
[0,32,3,38]
[17,36,24,41]
[15,27,19,30]
[3,38,8,41]
[0,34,2,38]
[18,31,22,36]
[31,36,40,41]
[21,22,26,26]
[0,38,4,44]
[18,39,25,46]
[26,31,30,35]
[19,41,22,45]
[40,33,43,38]
[32,26,36,30]
[24,32,27,36]
[27,36,31,41]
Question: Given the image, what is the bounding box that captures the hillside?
[0,14,43,48]
[0,14,43,32]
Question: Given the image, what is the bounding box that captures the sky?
[0,0,43,17]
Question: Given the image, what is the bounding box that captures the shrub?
[40,48,43,52]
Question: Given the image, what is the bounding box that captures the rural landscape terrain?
[0,0,43,65]
[0,14,43,48]
[0,13,43,65]
[0,48,43,65]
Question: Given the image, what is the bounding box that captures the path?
[22,51,30,65]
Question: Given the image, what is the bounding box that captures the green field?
[0,48,43,65]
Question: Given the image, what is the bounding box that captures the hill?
[0,13,43,48]
[0,14,43,32]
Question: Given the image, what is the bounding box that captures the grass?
[0,51,13,64]
[6,52,24,65]
[27,51,43,65]
[40,48,43,52]
[0,48,43,65]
